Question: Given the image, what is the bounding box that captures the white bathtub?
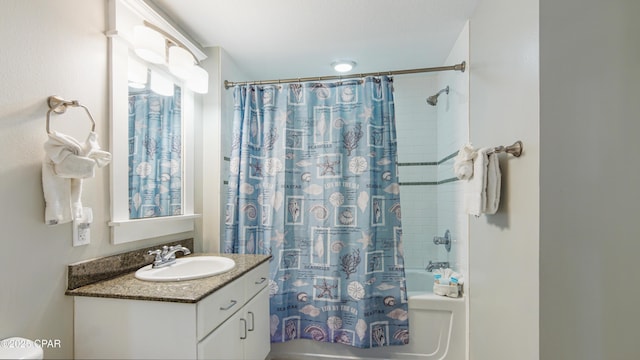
[268,269,466,360]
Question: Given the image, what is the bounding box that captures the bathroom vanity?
[66,253,271,359]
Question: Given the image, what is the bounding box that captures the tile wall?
[393,73,467,272]
[394,74,439,270]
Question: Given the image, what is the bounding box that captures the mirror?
[127,71,183,219]
[107,0,206,244]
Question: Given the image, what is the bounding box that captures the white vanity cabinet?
[73,261,270,360]
[197,287,269,359]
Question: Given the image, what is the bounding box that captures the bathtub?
[268,269,466,360]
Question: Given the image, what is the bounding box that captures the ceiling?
[150,0,478,81]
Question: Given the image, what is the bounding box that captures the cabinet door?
[198,311,244,360]
[243,287,270,360]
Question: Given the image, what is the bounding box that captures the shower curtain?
[128,87,182,219]
[224,77,409,348]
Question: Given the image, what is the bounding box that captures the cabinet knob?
[255,277,267,285]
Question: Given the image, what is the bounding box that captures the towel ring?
[46,95,96,134]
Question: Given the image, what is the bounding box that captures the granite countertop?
[65,253,271,304]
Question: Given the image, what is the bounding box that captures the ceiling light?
[332,60,356,73]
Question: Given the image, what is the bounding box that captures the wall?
[198,46,221,253]
[468,0,540,358]
[219,49,251,248]
[0,1,198,358]
[539,1,640,359]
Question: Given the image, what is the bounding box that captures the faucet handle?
[147,249,163,263]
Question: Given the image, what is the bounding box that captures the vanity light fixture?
[167,45,195,79]
[150,70,174,97]
[133,25,165,64]
[133,22,209,94]
[127,56,148,89]
[332,60,357,73]
[185,65,209,94]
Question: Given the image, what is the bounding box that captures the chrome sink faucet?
[148,245,191,268]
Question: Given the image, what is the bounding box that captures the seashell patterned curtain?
[224,76,409,348]
[128,87,182,219]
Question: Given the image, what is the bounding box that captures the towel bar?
[488,140,523,157]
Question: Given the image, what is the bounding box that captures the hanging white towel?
[464,148,489,216]
[484,151,501,214]
[42,131,111,225]
[453,143,477,180]
[464,148,502,216]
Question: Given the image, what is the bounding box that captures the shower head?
[426,86,450,106]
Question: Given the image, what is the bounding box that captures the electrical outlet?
[73,207,93,247]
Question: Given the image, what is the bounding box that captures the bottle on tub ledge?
[433,268,464,298]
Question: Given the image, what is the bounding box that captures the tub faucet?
[426,261,449,272]
[148,245,191,268]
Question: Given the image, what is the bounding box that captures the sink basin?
[135,256,236,282]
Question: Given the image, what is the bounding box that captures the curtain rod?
[224,61,466,89]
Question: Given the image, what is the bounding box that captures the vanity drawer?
[196,276,246,341]
[244,261,269,300]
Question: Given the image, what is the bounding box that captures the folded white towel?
[484,151,501,214]
[465,148,489,216]
[453,143,477,180]
[43,131,111,225]
[464,148,502,216]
